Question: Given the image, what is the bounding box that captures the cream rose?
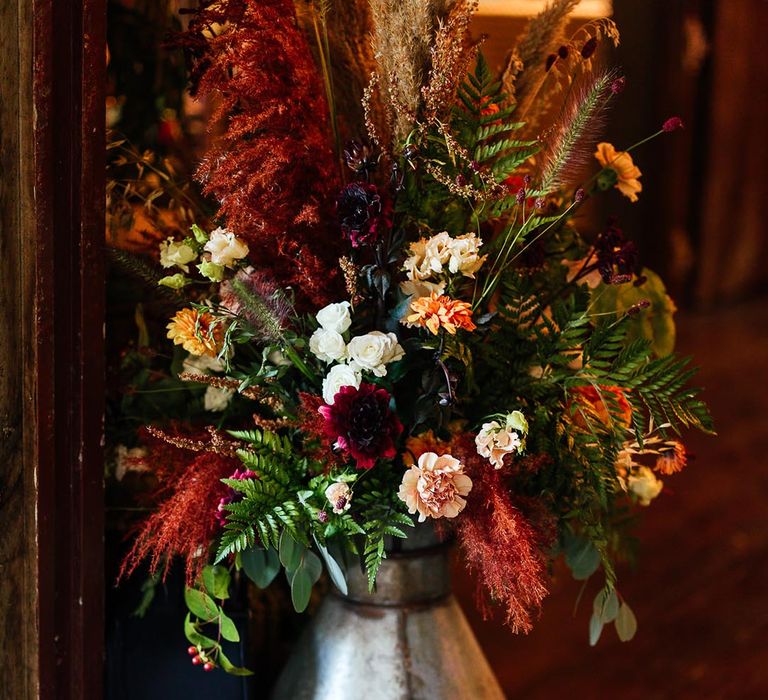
[627,467,663,506]
[347,331,404,377]
[325,482,352,514]
[423,231,453,274]
[398,452,473,522]
[322,364,362,405]
[159,237,197,272]
[203,227,249,267]
[309,328,348,364]
[316,301,352,334]
[447,233,486,278]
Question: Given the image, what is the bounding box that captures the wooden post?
[0,0,105,697]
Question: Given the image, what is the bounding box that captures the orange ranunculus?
[404,293,476,335]
[594,142,642,202]
[654,440,688,475]
[570,384,632,431]
[167,308,225,358]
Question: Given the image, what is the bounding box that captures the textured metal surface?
[271,527,505,700]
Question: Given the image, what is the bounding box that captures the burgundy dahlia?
[336,182,390,248]
[318,383,403,470]
[215,468,258,527]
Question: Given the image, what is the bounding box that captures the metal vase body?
[271,526,504,700]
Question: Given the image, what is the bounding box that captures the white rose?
[325,482,352,514]
[203,227,249,267]
[159,237,197,272]
[322,364,362,404]
[309,328,348,364]
[448,233,486,278]
[627,466,663,506]
[204,386,234,412]
[347,331,404,377]
[423,231,453,274]
[316,301,352,334]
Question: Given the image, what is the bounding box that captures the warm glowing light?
[478,0,612,17]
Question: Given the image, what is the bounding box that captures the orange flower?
[403,430,450,466]
[655,440,687,475]
[167,308,225,358]
[570,385,632,431]
[594,142,642,202]
[404,293,476,335]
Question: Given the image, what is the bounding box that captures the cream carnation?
[159,237,197,272]
[398,452,473,522]
[423,231,453,274]
[347,331,404,377]
[316,301,352,334]
[203,227,249,267]
[475,411,528,469]
[309,328,348,364]
[403,238,432,281]
[325,482,352,514]
[447,233,486,278]
[399,278,445,300]
[322,364,362,405]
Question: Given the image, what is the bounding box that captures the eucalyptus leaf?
[279,530,305,571]
[219,611,240,643]
[588,612,604,646]
[564,535,601,581]
[593,588,619,624]
[303,550,323,585]
[202,565,231,600]
[314,536,348,595]
[184,587,219,622]
[615,601,638,642]
[290,567,313,613]
[241,547,281,589]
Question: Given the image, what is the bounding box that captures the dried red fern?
[451,434,551,633]
[178,0,344,307]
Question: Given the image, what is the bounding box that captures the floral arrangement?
[114,0,713,675]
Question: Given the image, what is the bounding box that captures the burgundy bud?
[627,299,651,316]
[610,76,626,94]
[557,45,569,59]
[523,174,532,186]
[581,37,598,59]
[534,197,545,209]
[610,274,633,285]
[516,188,526,204]
[545,54,557,71]
[574,188,585,203]
[662,116,684,132]
[317,510,329,523]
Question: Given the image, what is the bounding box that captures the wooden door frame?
[1,0,105,697]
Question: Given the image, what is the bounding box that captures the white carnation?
[159,237,197,272]
[316,301,352,334]
[447,233,486,278]
[347,331,404,377]
[322,364,362,405]
[309,328,348,364]
[203,227,249,267]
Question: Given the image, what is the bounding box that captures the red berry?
[187,646,197,656]
[191,656,202,665]
[203,662,214,672]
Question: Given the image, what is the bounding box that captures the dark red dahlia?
[318,383,403,469]
[336,182,390,248]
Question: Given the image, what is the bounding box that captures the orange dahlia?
[404,293,476,335]
[167,308,225,358]
[655,440,687,475]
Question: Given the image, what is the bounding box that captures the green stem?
[282,342,318,386]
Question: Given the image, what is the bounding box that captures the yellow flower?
[404,293,476,335]
[595,142,642,202]
[167,308,225,357]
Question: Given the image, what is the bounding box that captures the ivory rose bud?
[203,227,249,267]
[347,331,404,377]
[398,452,473,522]
[627,467,663,506]
[309,328,348,364]
[325,482,352,514]
[159,237,197,272]
[316,301,352,334]
[322,364,362,405]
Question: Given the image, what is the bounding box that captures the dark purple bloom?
[594,223,639,283]
[318,384,403,470]
[662,116,684,132]
[343,140,376,176]
[336,182,390,248]
[215,468,258,526]
[610,76,626,94]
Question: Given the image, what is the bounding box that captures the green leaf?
[131,574,158,618]
[202,565,231,600]
[219,611,240,643]
[217,649,254,677]
[302,550,323,585]
[289,567,313,613]
[564,535,601,580]
[184,587,219,621]
[615,601,638,642]
[314,536,348,595]
[589,612,604,646]
[279,530,305,571]
[183,613,217,648]
[593,588,619,624]
[241,547,281,589]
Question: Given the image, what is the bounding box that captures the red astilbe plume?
[177,0,344,308]
[120,432,240,585]
[451,434,550,633]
